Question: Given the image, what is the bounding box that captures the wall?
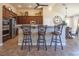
[43,3,79,33]
[43,4,65,26]
[16,9,42,16]
[65,4,79,33]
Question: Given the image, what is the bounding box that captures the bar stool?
[37,25,47,50]
[21,25,32,51]
[50,24,63,51]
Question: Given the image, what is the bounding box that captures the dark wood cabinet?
[2,5,17,19]
[17,16,28,24]
[2,5,17,42]
[3,5,42,24]
[28,16,43,24]
[3,6,10,19]
[17,16,43,24]
[3,6,6,19]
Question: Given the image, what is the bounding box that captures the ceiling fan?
[34,3,48,9]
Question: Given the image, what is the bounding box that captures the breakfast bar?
[17,25,66,46]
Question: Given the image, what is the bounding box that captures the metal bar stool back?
[50,24,64,51]
[21,25,32,51]
[54,24,63,35]
[37,25,47,50]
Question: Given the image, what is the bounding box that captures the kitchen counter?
[17,25,66,46]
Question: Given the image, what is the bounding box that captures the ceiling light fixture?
[8,7,12,11]
[62,4,68,18]
[48,5,52,11]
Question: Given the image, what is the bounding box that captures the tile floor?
[0,36,79,56]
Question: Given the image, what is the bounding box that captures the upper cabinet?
[2,5,17,19]
[17,9,43,24]
[17,8,43,16]
[17,16,43,24]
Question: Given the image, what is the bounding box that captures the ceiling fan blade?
[34,3,39,9]
[36,3,39,6]
[34,3,48,9]
[40,5,48,6]
[34,6,38,9]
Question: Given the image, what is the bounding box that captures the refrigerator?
[9,18,16,38]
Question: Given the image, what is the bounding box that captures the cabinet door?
[23,16,27,24]
[3,7,6,19]
[19,17,21,24]
[3,6,17,19]
[22,16,24,24]
[17,16,43,24]
[18,16,24,24]
[6,9,10,19]
[16,17,19,24]
[17,16,27,24]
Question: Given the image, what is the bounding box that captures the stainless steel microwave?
[3,19,9,25]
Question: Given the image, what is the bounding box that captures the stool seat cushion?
[23,32,30,35]
[38,32,45,35]
[51,32,61,35]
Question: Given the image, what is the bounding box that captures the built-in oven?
[3,30,10,36]
[3,18,16,42]
[3,19,9,25]
[3,19,10,42]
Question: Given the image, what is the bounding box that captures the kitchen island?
[17,25,66,46]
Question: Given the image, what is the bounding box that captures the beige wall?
[43,3,79,33]
[43,4,65,26]
[17,9,42,16]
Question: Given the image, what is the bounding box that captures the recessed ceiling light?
[8,7,12,11]
[18,5,22,8]
[48,5,52,11]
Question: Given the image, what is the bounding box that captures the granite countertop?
[16,24,54,28]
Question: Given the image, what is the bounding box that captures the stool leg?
[43,40,44,50]
[29,35,32,51]
[30,35,32,47]
[31,40,32,47]
[25,36,27,49]
[28,41,30,51]
[44,39,47,50]
[37,34,47,51]
[59,35,63,50]
[42,38,44,50]
[43,35,47,50]
[37,39,39,51]
[21,39,24,50]
[21,35,26,50]
[55,36,57,51]
[25,41,27,49]
[50,35,54,47]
